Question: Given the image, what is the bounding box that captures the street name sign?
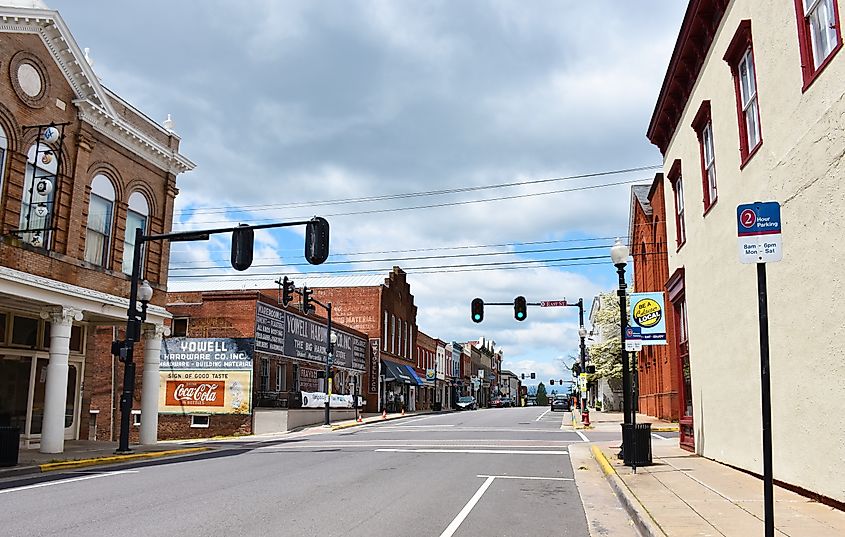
[540,300,567,307]
[737,202,783,264]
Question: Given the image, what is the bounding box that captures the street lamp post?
[611,238,631,458]
[578,323,588,423]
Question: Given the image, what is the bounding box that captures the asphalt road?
[0,407,595,537]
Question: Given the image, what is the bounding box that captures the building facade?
[647,0,845,503]
[628,181,681,423]
[0,3,192,453]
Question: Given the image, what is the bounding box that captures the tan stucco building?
[647,0,845,504]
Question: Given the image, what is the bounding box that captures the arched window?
[0,127,7,199]
[84,175,115,267]
[122,192,149,275]
[19,143,57,247]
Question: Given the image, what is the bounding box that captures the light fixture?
[578,326,587,338]
[610,238,630,265]
[330,331,338,345]
[138,279,153,303]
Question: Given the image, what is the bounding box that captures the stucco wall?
[659,1,845,502]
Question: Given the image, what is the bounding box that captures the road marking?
[393,415,441,425]
[534,409,551,421]
[651,433,669,440]
[386,424,456,428]
[375,448,568,455]
[439,476,496,537]
[0,470,137,495]
[476,474,574,481]
[575,430,589,442]
[362,426,569,433]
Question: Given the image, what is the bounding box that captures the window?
[391,314,396,354]
[276,363,286,392]
[724,21,762,164]
[259,358,269,392]
[383,311,388,350]
[122,192,149,275]
[132,409,141,427]
[0,127,7,199]
[668,161,686,248]
[11,315,39,347]
[190,415,210,428]
[691,101,717,211]
[19,143,57,248]
[172,318,188,337]
[398,318,403,357]
[84,175,115,267]
[795,0,842,87]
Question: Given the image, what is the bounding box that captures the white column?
[140,325,167,445]
[40,307,82,454]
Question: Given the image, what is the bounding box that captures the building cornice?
[0,6,195,174]
[646,0,730,155]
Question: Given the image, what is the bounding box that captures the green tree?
[588,291,624,381]
[536,382,549,406]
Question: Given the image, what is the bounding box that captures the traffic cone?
[401,408,405,416]
[382,409,387,419]
[357,415,364,423]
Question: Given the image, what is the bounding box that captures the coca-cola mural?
[160,338,253,415]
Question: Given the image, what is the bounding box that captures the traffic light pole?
[325,303,332,426]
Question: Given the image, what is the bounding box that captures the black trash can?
[0,426,21,467]
[621,423,652,466]
[432,402,442,412]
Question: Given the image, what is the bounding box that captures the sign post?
[738,201,782,537]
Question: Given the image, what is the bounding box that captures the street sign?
[629,293,667,345]
[624,326,643,351]
[539,300,567,307]
[737,202,783,264]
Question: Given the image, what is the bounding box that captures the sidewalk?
[592,440,845,536]
[573,408,679,432]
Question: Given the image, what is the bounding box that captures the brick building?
[0,3,192,453]
[628,180,681,424]
[163,290,367,438]
[415,330,436,411]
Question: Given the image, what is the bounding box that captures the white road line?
[386,424,456,428]
[0,471,137,495]
[651,433,669,440]
[574,430,589,442]
[476,474,574,481]
[439,476,496,537]
[534,409,551,421]
[375,448,568,455]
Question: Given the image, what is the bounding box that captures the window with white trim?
[737,49,761,151]
[0,127,7,202]
[122,192,149,275]
[84,175,115,267]
[190,415,210,428]
[701,121,717,208]
[805,0,840,67]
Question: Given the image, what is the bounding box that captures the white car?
[456,396,477,410]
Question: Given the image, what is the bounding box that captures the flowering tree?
[588,291,623,381]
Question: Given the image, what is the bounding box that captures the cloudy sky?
[51,0,685,387]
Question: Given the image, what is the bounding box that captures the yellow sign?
[159,370,252,415]
[632,298,662,328]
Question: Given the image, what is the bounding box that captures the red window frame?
[667,159,685,250]
[794,0,843,91]
[667,268,693,451]
[723,20,763,167]
[690,101,717,213]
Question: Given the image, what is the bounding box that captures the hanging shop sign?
[159,338,254,415]
[628,292,667,345]
[369,339,380,394]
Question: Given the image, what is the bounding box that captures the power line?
[169,243,616,271]
[172,177,647,228]
[174,165,660,216]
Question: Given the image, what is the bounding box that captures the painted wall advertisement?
[254,301,367,372]
[628,292,667,345]
[160,338,254,415]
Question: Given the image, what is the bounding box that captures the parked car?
[490,397,503,408]
[500,397,513,407]
[550,395,571,412]
[456,396,477,410]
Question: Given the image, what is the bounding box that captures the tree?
[536,382,549,406]
[588,291,624,381]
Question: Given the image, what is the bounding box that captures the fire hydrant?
[581,408,590,426]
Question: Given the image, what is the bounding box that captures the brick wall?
[630,176,680,421]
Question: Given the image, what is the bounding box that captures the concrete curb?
[590,445,666,537]
[651,427,679,432]
[39,447,211,472]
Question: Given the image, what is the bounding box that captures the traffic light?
[521,373,525,380]
[572,363,581,376]
[230,224,254,271]
[282,276,295,306]
[514,295,527,321]
[550,379,555,385]
[471,298,484,323]
[530,372,536,379]
[305,217,330,265]
[586,365,596,374]
[111,340,128,363]
[559,379,563,385]
[301,286,314,314]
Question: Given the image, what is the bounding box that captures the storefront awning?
[383,360,414,384]
[404,365,425,386]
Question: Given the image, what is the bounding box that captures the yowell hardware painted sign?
[159,338,254,415]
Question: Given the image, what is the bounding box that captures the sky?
[49,0,686,387]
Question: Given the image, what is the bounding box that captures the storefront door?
[0,355,82,442]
